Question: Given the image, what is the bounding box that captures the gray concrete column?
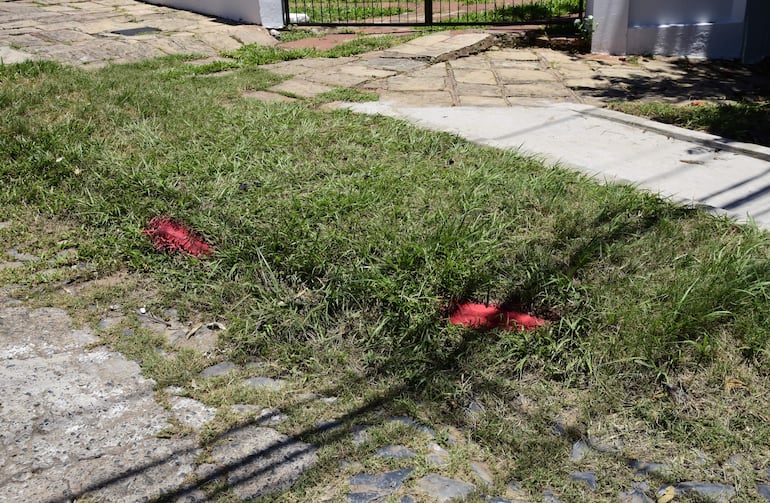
[590,0,629,55]
[259,0,285,28]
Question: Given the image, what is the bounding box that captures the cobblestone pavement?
[261,32,770,107]
[4,1,768,108]
[0,0,276,67]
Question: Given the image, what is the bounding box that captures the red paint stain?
[449,302,545,331]
[142,216,213,257]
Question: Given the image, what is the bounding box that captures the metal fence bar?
[285,0,582,26]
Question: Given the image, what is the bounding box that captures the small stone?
[138,307,146,314]
[245,376,287,390]
[349,468,413,493]
[122,328,134,338]
[375,445,416,459]
[388,416,436,437]
[347,491,386,503]
[321,396,339,404]
[231,404,261,415]
[470,461,494,486]
[416,474,476,502]
[257,407,287,425]
[200,361,239,377]
[570,439,590,462]
[758,484,770,501]
[165,386,185,396]
[466,399,485,421]
[0,222,10,230]
[486,498,512,503]
[570,471,596,491]
[269,29,280,38]
[400,496,416,503]
[543,490,564,503]
[7,249,39,262]
[587,436,623,453]
[427,442,449,467]
[659,482,736,501]
[352,426,370,445]
[618,484,654,503]
[628,459,670,476]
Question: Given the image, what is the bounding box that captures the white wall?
[143,0,285,28]
[590,0,747,60]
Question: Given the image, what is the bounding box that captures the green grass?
[2,57,770,501]
[286,0,579,25]
[609,101,770,148]
[429,0,580,25]
[287,0,409,23]
[188,34,416,72]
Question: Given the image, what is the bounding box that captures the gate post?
[424,0,433,25]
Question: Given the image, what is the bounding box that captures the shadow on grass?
[575,58,770,146]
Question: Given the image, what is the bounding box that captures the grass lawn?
[2,54,770,502]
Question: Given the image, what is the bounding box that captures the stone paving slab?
[380,32,494,62]
[0,306,199,502]
[452,68,497,85]
[0,0,276,67]
[0,46,35,64]
[268,77,334,98]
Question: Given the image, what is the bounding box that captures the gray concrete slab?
[0,46,35,64]
[0,306,199,502]
[0,0,276,67]
[346,101,770,228]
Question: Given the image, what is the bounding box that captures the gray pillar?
[743,0,770,63]
[590,0,629,55]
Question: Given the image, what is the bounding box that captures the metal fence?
[284,0,584,26]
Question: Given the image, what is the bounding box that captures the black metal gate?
[283,0,584,26]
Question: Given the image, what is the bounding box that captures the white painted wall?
[589,0,748,60]
[143,0,285,28]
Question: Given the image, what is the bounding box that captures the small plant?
[573,14,594,41]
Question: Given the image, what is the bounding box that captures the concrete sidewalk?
[260,33,770,228]
[347,100,770,227]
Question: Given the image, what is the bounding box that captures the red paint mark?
[142,216,212,257]
[449,302,545,331]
